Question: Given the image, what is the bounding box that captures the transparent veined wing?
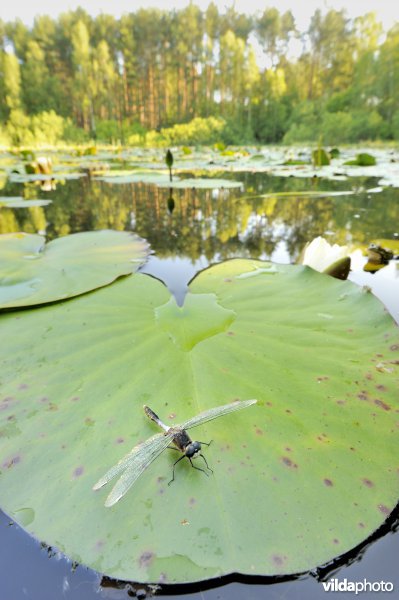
[93,431,174,506]
[181,399,257,431]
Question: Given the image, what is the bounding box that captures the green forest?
[1,3,399,147]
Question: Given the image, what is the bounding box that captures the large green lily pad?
[0,230,149,309]
[0,259,398,583]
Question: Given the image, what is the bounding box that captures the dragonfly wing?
[93,432,172,493]
[181,399,257,430]
[103,432,174,507]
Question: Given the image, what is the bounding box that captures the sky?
[0,0,398,30]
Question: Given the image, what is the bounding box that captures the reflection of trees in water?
[1,174,398,263]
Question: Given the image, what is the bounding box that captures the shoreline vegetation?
[1,5,399,148]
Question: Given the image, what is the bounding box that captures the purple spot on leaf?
[378,504,390,515]
[324,478,333,487]
[3,455,21,469]
[362,478,374,488]
[282,456,298,468]
[139,551,155,568]
[272,554,286,566]
[374,399,391,411]
[0,397,16,412]
[73,466,84,478]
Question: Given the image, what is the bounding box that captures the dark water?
[1,170,399,599]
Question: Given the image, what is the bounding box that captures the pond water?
[1,155,399,599]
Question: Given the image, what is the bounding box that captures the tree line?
[0,4,398,146]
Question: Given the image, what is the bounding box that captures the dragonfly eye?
[185,441,201,457]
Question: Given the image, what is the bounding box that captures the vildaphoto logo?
[322,579,394,594]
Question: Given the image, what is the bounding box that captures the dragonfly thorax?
[184,440,201,458]
[171,427,201,457]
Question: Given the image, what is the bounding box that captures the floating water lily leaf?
[9,172,85,182]
[157,178,243,189]
[96,170,177,185]
[245,190,355,200]
[0,230,149,309]
[0,197,52,208]
[0,259,398,584]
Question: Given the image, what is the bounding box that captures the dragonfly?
[93,399,257,507]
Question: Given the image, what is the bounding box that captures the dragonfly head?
[184,441,201,458]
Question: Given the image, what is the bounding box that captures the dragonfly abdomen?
[143,405,169,432]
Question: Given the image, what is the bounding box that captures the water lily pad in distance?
[245,190,355,200]
[96,170,178,185]
[157,177,243,189]
[0,259,397,583]
[0,197,52,208]
[9,172,85,182]
[0,230,150,309]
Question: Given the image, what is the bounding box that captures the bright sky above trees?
[1,0,397,30]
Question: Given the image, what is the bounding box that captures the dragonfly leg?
[198,439,213,447]
[188,457,209,477]
[168,454,186,486]
[198,452,213,473]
